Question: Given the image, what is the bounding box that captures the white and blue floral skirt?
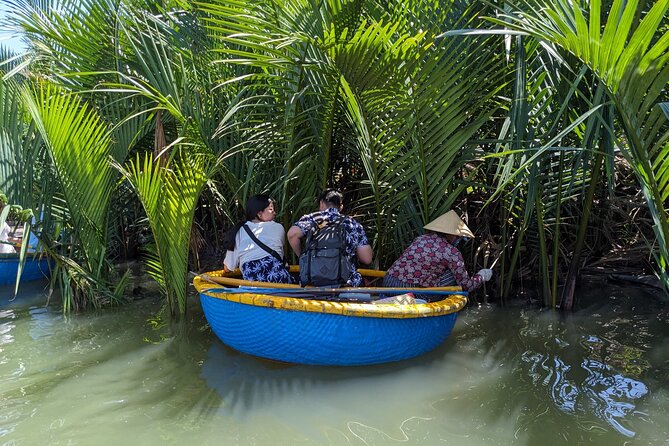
[241,256,293,284]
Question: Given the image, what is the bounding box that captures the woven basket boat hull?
[0,253,51,285]
[194,268,467,366]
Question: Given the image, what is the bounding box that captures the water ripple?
[522,351,648,437]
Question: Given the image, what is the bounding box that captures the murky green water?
[1,280,667,445]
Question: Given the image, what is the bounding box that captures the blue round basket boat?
[194,268,468,366]
[0,253,51,285]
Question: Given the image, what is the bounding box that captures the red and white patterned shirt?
[385,233,484,291]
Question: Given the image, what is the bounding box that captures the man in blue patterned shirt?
[288,189,373,286]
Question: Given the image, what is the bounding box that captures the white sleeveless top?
[223,221,286,270]
[0,222,15,254]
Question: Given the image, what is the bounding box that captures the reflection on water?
[0,311,15,348]
[28,307,56,340]
[0,282,667,445]
[522,353,647,437]
[198,341,459,443]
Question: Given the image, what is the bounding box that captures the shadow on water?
[200,340,422,413]
[0,280,52,309]
[1,281,668,445]
[192,281,669,444]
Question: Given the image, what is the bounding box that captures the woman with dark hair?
[223,195,292,283]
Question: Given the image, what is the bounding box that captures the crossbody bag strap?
[242,224,285,264]
[335,216,346,281]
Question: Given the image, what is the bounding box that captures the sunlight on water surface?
[0,281,667,445]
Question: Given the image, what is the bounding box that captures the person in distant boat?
[223,194,292,283]
[0,203,16,254]
[383,210,492,301]
[287,189,373,286]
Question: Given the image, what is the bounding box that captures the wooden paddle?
[198,273,462,293]
[202,285,467,297]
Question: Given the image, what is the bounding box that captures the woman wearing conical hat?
[383,210,492,301]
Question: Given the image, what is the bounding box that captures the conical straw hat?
[423,210,474,238]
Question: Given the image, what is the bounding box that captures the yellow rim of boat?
[193,268,468,319]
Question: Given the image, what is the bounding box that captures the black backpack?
[299,216,354,286]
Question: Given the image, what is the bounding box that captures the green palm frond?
[0,76,41,207]
[8,0,121,88]
[334,21,504,261]
[196,0,339,215]
[199,0,505,249]
[499,0,669,294]
[118,150,210,316]
[487,33,619,304]
[22,82,116,275]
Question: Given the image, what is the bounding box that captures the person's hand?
[477,268,493,281]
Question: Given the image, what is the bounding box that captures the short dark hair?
[318,189,343,208]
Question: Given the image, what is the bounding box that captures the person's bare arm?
[287,226,304,257]
[356,244,373,265]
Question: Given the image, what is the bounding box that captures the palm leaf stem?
[551,149,565,307]
[560,136,605,310]
[535,188,551,305]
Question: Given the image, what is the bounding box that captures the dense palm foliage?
[195,0,506,266]
[0,0,667,316]
[498,0,669,309]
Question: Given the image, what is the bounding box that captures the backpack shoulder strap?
[305,214,330,240]
[321,213,345,228]
[304,213,345,245]
[242,224,284,264]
